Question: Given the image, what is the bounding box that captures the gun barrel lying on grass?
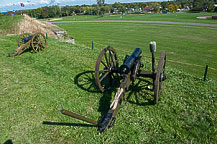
[61,43,167,132]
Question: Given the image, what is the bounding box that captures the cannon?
[8,32,47,57]
[61,42,166,132]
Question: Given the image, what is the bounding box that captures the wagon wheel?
[95,46,119,92]
[154,51,166,104]
[18,33,31,47]
[31,32,47,53]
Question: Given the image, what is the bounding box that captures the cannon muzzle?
[120,48,142,74]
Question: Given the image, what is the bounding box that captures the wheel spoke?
[104,51,110,67]
[35,46,39,51]
[99,71,110,82]
[109,50,115,67]
[37,46,40,52]
[30,33,46,53]
[95,46,119,92]
[101,61,109,69]
[99,69,110,73]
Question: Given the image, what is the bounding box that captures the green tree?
[15,11,22,15]
[203,1,215,12]
[47,6,57,17]
[99,6,106,15]
[35,8,42,19]
[161,2,168,10]
[91,7,98,15]
[41,7,48,18]
[24,10,31,16]
[104,4,113,14]
[97,0,105,6]
[113,2,125,13]
[193,0,203,11]
[6,11,13,16]
[151,2,161,13]
[168,4,177,12]
[62,6,71,16]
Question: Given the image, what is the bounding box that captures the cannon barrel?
[22,35,33,43]
[120,48,142,74]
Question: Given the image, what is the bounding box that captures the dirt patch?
[49,18,63,21]
[12,14,74,43]
[18,14,61,39]
[196,16,211,19]
[0,38,7,41]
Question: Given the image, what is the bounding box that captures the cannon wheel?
[95,46,119,92]
[154,51,166,104]
[18,33,31,47]
[31,32,47,53]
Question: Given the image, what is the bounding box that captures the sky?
[0,0,166,12]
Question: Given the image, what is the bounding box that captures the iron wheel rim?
[31,32,47,53]
[95,46,119,92]
[154,50,166,104]
[18,33,31,47]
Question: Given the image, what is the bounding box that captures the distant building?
[143,6,153,13]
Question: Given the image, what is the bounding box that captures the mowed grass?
[0,36,216,143]
[0,15,23,36]
[55,22,217,81]
[55,12,217,24]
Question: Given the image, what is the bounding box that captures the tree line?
[1,0,216,18]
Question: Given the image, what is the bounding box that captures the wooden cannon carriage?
[8,32,47,57]
[61,42,167,133]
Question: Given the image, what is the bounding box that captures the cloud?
[0,0,55,8]
[40,0,49,4]
[49,0,56,5]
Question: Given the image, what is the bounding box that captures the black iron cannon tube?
[61,109,98,126]
[22,35,34,43]
[120,48,142,74]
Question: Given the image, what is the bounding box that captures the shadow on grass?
[74,71,100,93]
[42,121,97,127]
[126,77,154,106]
[3,140,13,144]
[7,47,34,57]
[71,71,154,128]
[74,70,117,118]
[74,71,154,113]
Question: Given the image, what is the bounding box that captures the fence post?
[203,64,208,81]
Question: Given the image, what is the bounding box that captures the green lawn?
[0,15,23,36]
[55,22,217,81]
[0,35,216,143]
[54,12,217,24]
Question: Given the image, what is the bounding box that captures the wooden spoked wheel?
[18,33,31,47]
[95,46,119,92]
[31,32,47,53]
[154,50,166,104]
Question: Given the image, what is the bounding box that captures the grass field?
[0,35,216,143]
[0,15,23,36]
[0,14,216,143]
[54,12,217,24]
[55,22,217,81]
